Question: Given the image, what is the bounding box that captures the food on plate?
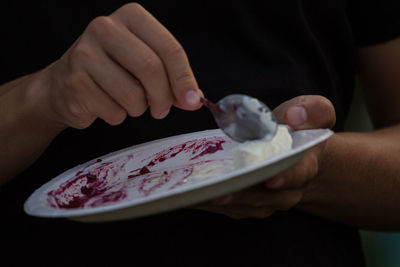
[232,126,293,168]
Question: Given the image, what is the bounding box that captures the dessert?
[232,126,293,168]
[43,127,292,210]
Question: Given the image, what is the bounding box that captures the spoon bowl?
[202,94,278,143]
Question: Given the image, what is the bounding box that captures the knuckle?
[141,54,163,75]
[71,43,95,63]
[65,72,89,92]
[66,100,86,120]
[172,70,195,92]
[325,104,336,128]
[297,95,308,103]
[121,2,144,15]
[87,16,115,37]
[162,41,185,59]
[63,74,96,128]
[315,96,336,128]
[174,70,194,85]
[65,98,93,129]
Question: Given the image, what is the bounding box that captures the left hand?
[194,95,336,219]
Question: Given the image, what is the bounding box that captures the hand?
[195,95,336,219]
[33,3,202,130]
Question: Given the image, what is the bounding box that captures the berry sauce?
[47,136,228,209]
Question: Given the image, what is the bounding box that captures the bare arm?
[0,3,202,186]
[298,38,400,230]
[0,70,65,185]
[199,38,400,230]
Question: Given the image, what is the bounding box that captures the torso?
[1,1,364,266]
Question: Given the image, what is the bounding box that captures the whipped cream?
[232,126,292,168]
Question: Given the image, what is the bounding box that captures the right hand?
[194,95,336,219]
[36,3,202,129]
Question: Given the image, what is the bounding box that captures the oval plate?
[24,127,333,222]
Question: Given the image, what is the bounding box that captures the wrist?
[22,67,68,135]
[297,132,377,226]
[296,133,344,211]
[0,69,67,182]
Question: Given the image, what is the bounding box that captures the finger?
[231,189,303,212]
[211,185,282,208]
[212,191,242,205]
[74,39,150,118]
[212,194,234,205]
[273,95,336,130]
[264,190,303,211]
[211,186,274,208]
[265,147,320,189]
[111,3,203,110]
[193,203,274,219]
[85,16,173,119]
[64,71,127,128]
[225,186,303,211]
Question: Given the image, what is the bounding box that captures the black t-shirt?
[1,0,400,266]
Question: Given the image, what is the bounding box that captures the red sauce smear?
[47,137,227,209]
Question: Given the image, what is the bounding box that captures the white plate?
[24,127,333,222]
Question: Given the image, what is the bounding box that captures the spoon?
[201,94,278,143]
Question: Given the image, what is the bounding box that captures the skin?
[0,3,202,184]
[200,39,400,231]
[1,3,400,230]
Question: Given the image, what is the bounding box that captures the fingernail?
[157,109,170,119]
[266,175,285,189]
[185,90,200,106]
[287,106,307,126]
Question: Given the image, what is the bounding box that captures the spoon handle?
[200,97,223,114]
[200,97,213,108]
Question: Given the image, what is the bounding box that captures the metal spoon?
[201,94,278,143]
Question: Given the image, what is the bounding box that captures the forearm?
[298,126,400,230]
[0,69,65,185]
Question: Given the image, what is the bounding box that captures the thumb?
[273,95,336,130]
